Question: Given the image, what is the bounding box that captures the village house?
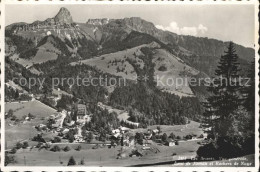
[119,126,130,133]
[112,129,120,134]
[144,130,153,140]
[112,132,121,139]
[143,139,153,147]
[165,138,176,147]
[61,128,70,135]
[152,129,159,135]
[192,134,197,140]
[51,110,67,128]
[35,124,47,131]
[77,104,87,120]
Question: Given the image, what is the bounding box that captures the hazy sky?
[5,4,255,48]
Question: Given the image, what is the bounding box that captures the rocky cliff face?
[87,18,110,25]
[54,7,73,25]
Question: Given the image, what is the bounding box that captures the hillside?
[5,8,254,77]
[71,41,198,97]
[4,7,255,125]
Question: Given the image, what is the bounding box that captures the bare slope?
[5,100,57,148]
[71,41,198,97]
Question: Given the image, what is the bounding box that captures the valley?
[4,7,255,167]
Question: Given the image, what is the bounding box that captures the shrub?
[32,134,45,142]
[80,158,85,165]
[50,145,61,152]
[22,115,27,120]
[28,113,36,119]
[5,154,16,166]
[16,142,23,149]
[75,145,82,151]
[175,140,179,145]
[176,136,181,140]
[11,115,17,121]
[185,135,192,140]
[63,146,71,152]
[169,133,175,139]
[158,65,167,71]
[22,141,29,149]
[10,147,17,154]
[52,136,61,143]
[36,142,43,148]
[6,109,14,119]
[162,133,168,142]
[207,133,215,140]
[66,130,75,143]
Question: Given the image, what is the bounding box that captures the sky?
[5,4,255,48]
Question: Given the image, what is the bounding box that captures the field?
[70,43,149,80]
[9,41,59,68]
[131,121,203,138]
[152,49,199,97]
[5,100,57,148]
[9,138,202,166]
[6,110,254,167]
[7,119,204,166]
[10,141,254,167]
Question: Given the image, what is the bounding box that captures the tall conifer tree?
[203,42,242,138]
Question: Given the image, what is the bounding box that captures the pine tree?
[67,156,76,166]
[203,42,242,138]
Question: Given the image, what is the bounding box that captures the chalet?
[165,138,175,147]
[77,104,87,118]
[143,140,153,146]
[112,129,120,134]
[35,94,43,100]
[35,124,47,131]
[152,129,159,135]
[112,133,121,139]
[51,110,67,128]
[191,134,197,140]
[144,132,153,140]
[62,128,70,135]
[119,126,130,133]
[142,146,151,150]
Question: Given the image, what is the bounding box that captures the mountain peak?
[87,18,110,25]
[54,7,73,24]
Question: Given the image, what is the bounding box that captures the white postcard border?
[0,0,259,171]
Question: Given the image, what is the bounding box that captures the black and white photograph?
[1,1,259,170]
